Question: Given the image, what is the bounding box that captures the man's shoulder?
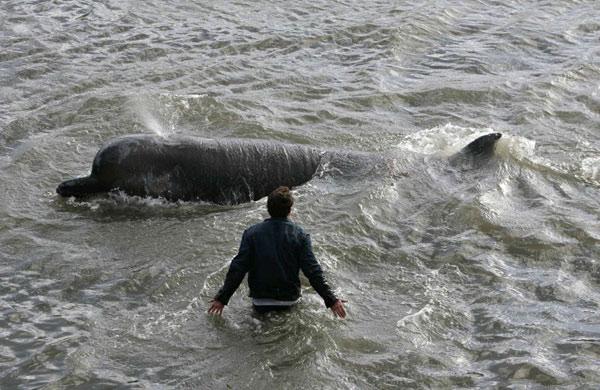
[248,218,307,234]
[244,222,262,235]
[245,219,271,234]
[290,221,307,234]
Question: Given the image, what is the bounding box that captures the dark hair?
[267,186,294,218]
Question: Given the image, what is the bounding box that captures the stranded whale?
[56,133,502,204]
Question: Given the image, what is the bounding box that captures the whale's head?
[56,176,105,198]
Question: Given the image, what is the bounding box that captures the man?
[208,186,346,318]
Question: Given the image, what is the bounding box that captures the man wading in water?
[208,186,346,318]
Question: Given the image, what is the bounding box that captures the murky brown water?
[1,0,600,388]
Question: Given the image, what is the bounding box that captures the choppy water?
[1,0,600,388]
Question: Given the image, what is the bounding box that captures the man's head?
[267,186,294,218]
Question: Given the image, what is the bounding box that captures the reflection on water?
[1,0,600,388]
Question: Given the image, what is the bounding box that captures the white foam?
[396,304,434,329]
[494,134,536,161]
[581,156,600,181]
[394,124,502,156]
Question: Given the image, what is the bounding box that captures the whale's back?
[90,135,322,203]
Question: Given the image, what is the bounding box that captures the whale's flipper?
[449,132,502,168]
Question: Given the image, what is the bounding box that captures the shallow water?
[1,0,600,388]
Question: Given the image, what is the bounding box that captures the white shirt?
[252,297,299,306]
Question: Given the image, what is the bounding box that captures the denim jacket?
[215,218,337,307]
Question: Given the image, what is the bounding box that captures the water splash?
[129,95,178,137]
[582,157,600,182]
[494,133,535,161]
[128,93,211,138]
[395,124,501,156]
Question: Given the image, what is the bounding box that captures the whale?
[56,132,502,204]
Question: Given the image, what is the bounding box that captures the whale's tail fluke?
[449,132,502,168]
[56,176,105,198]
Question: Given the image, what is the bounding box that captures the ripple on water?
[0,271,96,388]
[2,0,600,388]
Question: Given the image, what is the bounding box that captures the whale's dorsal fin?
[449,132,502,167]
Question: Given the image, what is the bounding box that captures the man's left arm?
[299,233,344,315]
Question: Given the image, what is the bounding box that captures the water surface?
[1,0,600,388]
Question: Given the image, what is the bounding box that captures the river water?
[1,1,600,388]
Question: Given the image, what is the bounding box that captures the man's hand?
[330,299,347,318]
[208,299,225,316]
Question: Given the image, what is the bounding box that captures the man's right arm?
[213,230,253,306]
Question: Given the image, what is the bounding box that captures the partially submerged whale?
[56,133,502,204]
